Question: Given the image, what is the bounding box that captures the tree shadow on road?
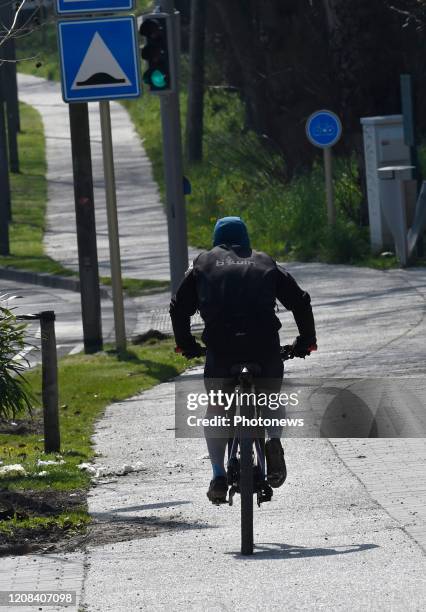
[92,500,191,514]
[227,542,378,560]
[84,507,215,550]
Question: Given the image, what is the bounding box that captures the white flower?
[0,464,27,478]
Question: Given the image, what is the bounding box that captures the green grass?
[1,105,170,287]
[124,88,371,263]
[0,337,195,490]
[0,510,90,536]
[100,277,170,296]
[0,103,72,275]
[0,336,199,534]
[125,88,426,268]
[6,66,169,291]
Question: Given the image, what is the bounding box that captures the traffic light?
[139,13,176,94]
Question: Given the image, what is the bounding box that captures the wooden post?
[69,103,103,353]
[0,87,11,252]
[324,147,335,226]
[40,311,60,453]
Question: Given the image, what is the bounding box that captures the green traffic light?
[151,69,166,88]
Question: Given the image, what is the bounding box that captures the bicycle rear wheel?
[240,436,254,555]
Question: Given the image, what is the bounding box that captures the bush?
[0,296,33,419]
[126,87,369,264]
[320,222,369,264]
[187,121,368,263]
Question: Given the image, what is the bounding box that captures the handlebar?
[280,345,295,361]
[175,344,316,360]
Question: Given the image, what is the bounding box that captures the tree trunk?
[212,0,269,136]
[186,0,207,162]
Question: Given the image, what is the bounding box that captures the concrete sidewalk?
[83,262,424,610]
[2,260,426,609]
[17,73,198,282]
[82,374,426,611]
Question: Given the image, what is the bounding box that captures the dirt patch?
[132,329,168,345]
[0,522,88,556]
[85,513,209,549]
[0,414,43,435]
[0,489,86,518]
[0,487,209,556]
[0,488,87,556]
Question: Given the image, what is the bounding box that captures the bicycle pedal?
[227,458,240,486]
[228,485,238,506]
[257,483,273,506]
[211,498,228,506]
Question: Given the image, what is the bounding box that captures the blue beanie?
[212,216,250,248]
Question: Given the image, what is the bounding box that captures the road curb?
[0,266,110,299]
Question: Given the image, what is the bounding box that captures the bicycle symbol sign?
[306,110,342,148]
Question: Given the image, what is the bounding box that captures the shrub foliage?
[0,296,33,419]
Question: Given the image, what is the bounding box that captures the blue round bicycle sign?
[306,110,342,148]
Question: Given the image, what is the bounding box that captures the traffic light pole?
[155,0,189,294]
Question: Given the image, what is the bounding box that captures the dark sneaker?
[265,439,287,488]
[207,476,228,504]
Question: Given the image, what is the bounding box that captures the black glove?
[292,336,317,358]
[175,340,205,359]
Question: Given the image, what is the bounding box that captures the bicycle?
[225,345,297,555]
[178,343,304,556]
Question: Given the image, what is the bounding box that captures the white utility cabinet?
[360,115,411,253]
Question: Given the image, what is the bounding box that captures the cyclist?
[170,216,317,503]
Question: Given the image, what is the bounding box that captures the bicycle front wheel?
[240,436,254,555]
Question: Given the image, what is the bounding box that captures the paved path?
[17,73,198,281]
[82,375,426,611]
[81,262,425,610]
[131,262,426,553]
[0,553,85,612]
[2,261,425,609]
[2,259,426,610]
[134,262,426,377]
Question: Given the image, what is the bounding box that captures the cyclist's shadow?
[227,542,378,559]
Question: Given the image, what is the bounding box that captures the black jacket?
[169,245,316,357]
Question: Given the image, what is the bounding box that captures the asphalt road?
[0,279,136,367]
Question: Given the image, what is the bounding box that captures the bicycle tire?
[240,435,254,555]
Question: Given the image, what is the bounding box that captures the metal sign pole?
[57,8,141,354]
[306,110,342,228]
[99,100,126,352]
[156,0,189,294]
[323,147,335,226]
